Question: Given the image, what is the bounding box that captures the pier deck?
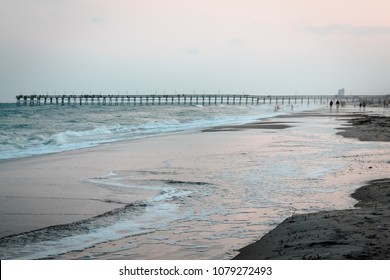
[15,94,386,106]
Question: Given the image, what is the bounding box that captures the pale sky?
[1,0,390,102]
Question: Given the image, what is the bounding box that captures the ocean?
[0,102,386,259]
[1,103,302,160]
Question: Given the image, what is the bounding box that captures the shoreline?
[233,113,390,260]
[1,106,389,259]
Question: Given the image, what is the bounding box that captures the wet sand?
[234,112,390,259]
[337,114,390,142]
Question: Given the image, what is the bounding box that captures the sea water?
[0,103,303,160]
[0,102,386,259]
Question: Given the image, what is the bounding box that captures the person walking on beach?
[329,100,333,109]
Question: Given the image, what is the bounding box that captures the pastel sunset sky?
[1,0,389,102]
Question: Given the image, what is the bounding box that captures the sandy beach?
[1,106,389,259]
[234,111,390,259]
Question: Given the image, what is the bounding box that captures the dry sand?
[234,113,390,259]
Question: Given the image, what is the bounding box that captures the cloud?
[306,24,390,36]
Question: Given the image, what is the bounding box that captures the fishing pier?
[16,94,386,106]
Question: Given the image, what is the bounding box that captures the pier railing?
[15,94,387,106]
